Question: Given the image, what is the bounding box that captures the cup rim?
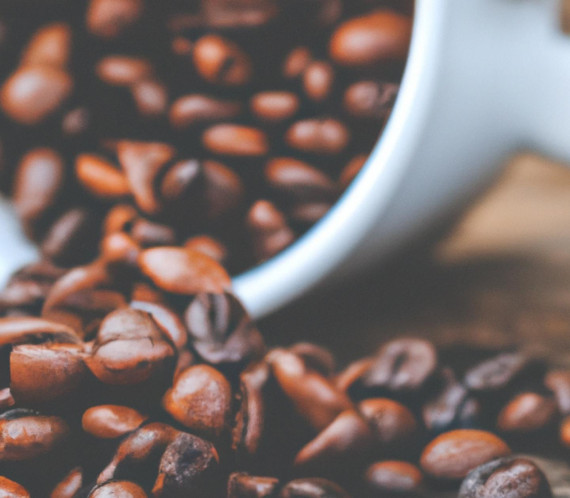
[233,1,445,318]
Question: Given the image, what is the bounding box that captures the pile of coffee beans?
[0,0,412,273]
[0,251,567,496]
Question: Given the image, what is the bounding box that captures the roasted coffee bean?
[365,461,423,495]
[130,79,168,117]
[82,405,147,439]
[1,66,73,125]
[227,472,279,498]
[199,0,278,29]
[329,10,412,67]
[202,160,245,221]
[152,432,220,497]
[170,94,242,129]
[497,393,557,433]
[0,476,30,497]
[0,387,15,410]
[361,338,438,395]
[561,415,570,448]
[0,409,69,461]
[85,308,175,385]
[203,124,269,156]
[75,154,130,199]
[138,247,231,294]
[279,478,349,498]
[250,91,300,123]
[339,155,367,189]
[130,300,187,350]
[545,370,570,414]
[193,34,253,86]
[289,343,335,377]
[283,47,313,79]
[268,349,352,431]
[289,202,332,227]
[162,364,232,439]
[184,236,228,264]
[286,119,350,155]
[303,61,334,102]
[458,457,552,498]
[87,0,143,39]
[96,56,153,86]
[159,159,202,208]
[22,23,72,69]
[0,316,80,347]
[246,200,295,261]
[344,81,398,120]
[62,107,90,137]
[420,429,511,480]
[184,292,265,367]
[294,409,373,470]
[10,343,87,404]
[51,467,83,498]
[130,219,177,247]
[335,357,375,393]
[358,398,417,448]
[89,481,148,497]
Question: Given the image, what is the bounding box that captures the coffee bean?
[1,65,72,125]
[200,0,278,29]
[250,91,300,122]
[62,107,90,137]
[227,472,279,498]
[89,481,148,498]
[21,23,72,69]
[344,81,398,120]
[545,370,570,414]
[0,388,15,410]
[138,247,231,294]
[82,405,147,439]
[0,409,70,461]
[361,338,438,395]
[162,364,232,439]
[561,415,570,448]
[358,398,417,448]
[286,119,350,155]
[458,457,552,498]
[329,10,412,67]
[0,316,80,347]
[334,357,374,393]
[420,429,511,480]
[279,478,350,498]
[289,343,335,377]
[202,160,245,221]
[339,155,366,189]
[130,300,187,350]
[203,124,269,156]
[170,94,242,129]
[76,154,130,199]
[130,219,177,247]
[96,56,153,86]
[184,236,228,264]
[497,393,557,433]
[303,61,334,102]
[86,0,144,39]
[246,200,295,261]
[184,292,265,367]
[193,34,253,86]
[50,467,83,498]
[289,202,332,227]
[130,79,168,117]
[0,476,30,497]
[283,47,313,79]
[365,461,423,494]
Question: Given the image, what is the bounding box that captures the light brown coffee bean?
[87,0,143,39]
[75,153,130,199]
[365,461,423,494]
[329,10,412,67]
[96,56,153,86]
[184,236,228,264]
[170,94,242,129]
[358,398,417,446]
[82,405,147,439]
[50,467,83,498]
[22,23,72,68]
[286,119,349,155]
[203,124,269,156]
[279,478,349,498]
[497,393,557,432]
[420,430,511,480]
[250,91,299,122]
[131,79,168,117]
[246,200,295,261]
[0,476,30,497]
[303,61,334,102]
[283,47,313,79]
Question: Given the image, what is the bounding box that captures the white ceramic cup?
[1,0,570,318]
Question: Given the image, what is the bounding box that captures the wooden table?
[260,153,570,496]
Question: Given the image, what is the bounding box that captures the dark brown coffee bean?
[76,154,130,199]
[246,200,295,261]
[62,107,90,137]
[464,352,540,394]
[232,362,269,457]
[283,47,313,79]
[162,364,232,439]
[285,119,349,155]
[250,91,300,122]
[329,10,412,67]
[171,36,193,57]
[184,236,228,264]
[268,349,352,431]
[22,23,71,69]
[279,478,349,498]
[561,415,570,448]
[362,338,438,394]
[294,409,373,470]
[12,148,64,230]
[339,155,366,189]
[203,160,245,221]
[169,94,242,129]
[545,370,570,414]
[89,481,148,498]
[86,0,144,39]
[184,292,265,367]
[96,56,153,86]
[193,34,253,86]
[130,79,168,117]
[153,432,220,497]
[0,409,70,461]
[82,405,147,439]
[203,124,269,156]
[159,159,202,206]
[458,457,552,498]
[344,81,398,120]
[130,218,177,247]
[497,393,557,433]
[130,301,187,350]
[227,472,279,498]
[50,467,83,498]
[358,398,417,447]
[423,367,481,434]
[200,0,278,29]
[0,476,30,497]
[85,308,175,385]
[303,61,334,102]
[10,343,86,404]
[420,429,511,480]
[365,461,423,494]
[1,66,72,125]
[289,343,335,377]
[117,140,176,215]
[0,316,80,347]
[138,247,231,294]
